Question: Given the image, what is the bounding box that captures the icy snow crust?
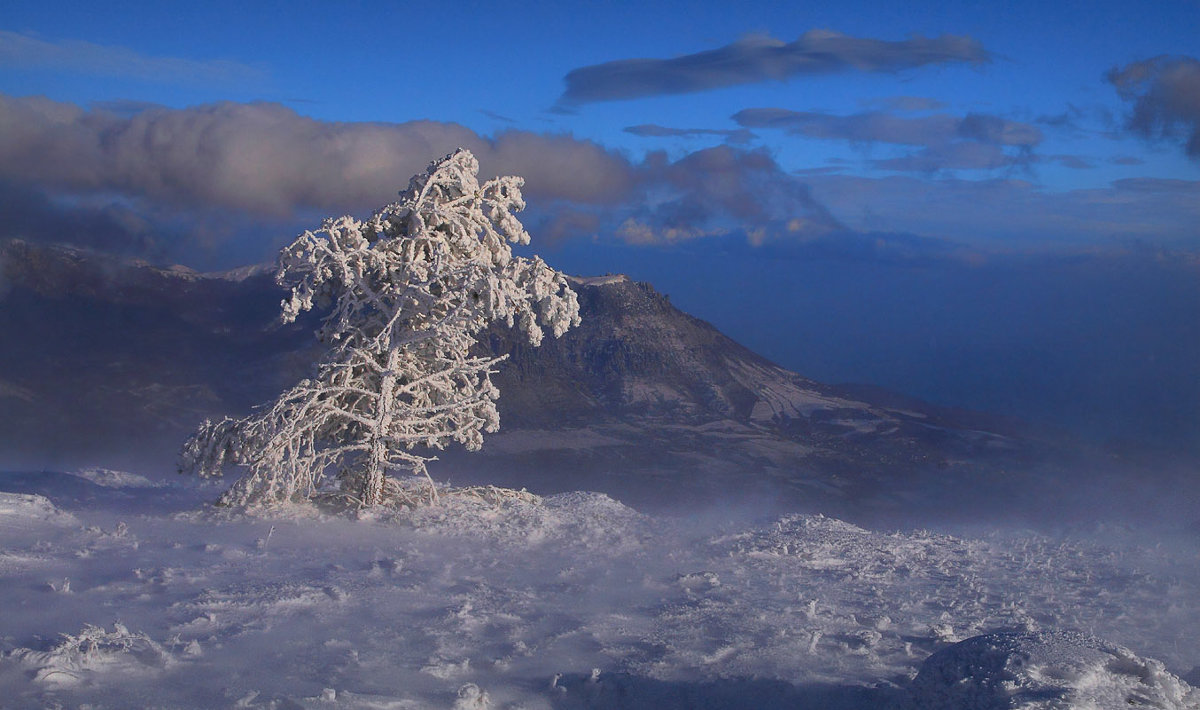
[0,475,1196,709]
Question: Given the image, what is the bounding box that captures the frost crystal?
[180,149,580,507]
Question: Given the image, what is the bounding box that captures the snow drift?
[0,472,1196,708]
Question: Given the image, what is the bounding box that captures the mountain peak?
[0,242,1055,514]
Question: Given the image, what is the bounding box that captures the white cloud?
[0,96,634,215]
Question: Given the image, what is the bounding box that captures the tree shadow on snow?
[547,671,906,710]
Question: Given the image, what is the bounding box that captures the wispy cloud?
[479,109,516,123]
[623,124,755,144]
[859,96,948,112]
[805,173,1200,246]
[734,108,1041,147]
[1107,55,1200,159]
[956,113,1042,146]
[0,30,267,86]
[871,142,1032,172]
[1036,103,1087,130]
[1044,154,1094,170]
[559,30,989,105]
[734,108,1042,173]
[735,108,958,145]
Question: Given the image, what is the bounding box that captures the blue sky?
[1,0,1198,449]
[2,0,1198,249]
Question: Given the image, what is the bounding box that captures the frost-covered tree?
[180,149,580,507]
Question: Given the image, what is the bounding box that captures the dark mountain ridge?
[0,239,1063,516]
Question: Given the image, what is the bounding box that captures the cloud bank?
[1108,56,1200,159]
[0,95,635,214]
[560,30,989,105]
[0,94,842,261]
[0,94,1195,270]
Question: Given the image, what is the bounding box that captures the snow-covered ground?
[0,471,1197,709]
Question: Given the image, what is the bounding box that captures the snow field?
[0,482,1196,708]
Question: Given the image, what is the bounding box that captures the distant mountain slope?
[471,272,1053,513]
[0,239,309,467]
[0,239,1058,515]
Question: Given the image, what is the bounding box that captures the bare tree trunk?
[360,346,400,505]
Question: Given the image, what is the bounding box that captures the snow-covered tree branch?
[180,149,580,507]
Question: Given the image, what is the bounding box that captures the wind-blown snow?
[0,491,79,537]
[0,474,1196,709]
